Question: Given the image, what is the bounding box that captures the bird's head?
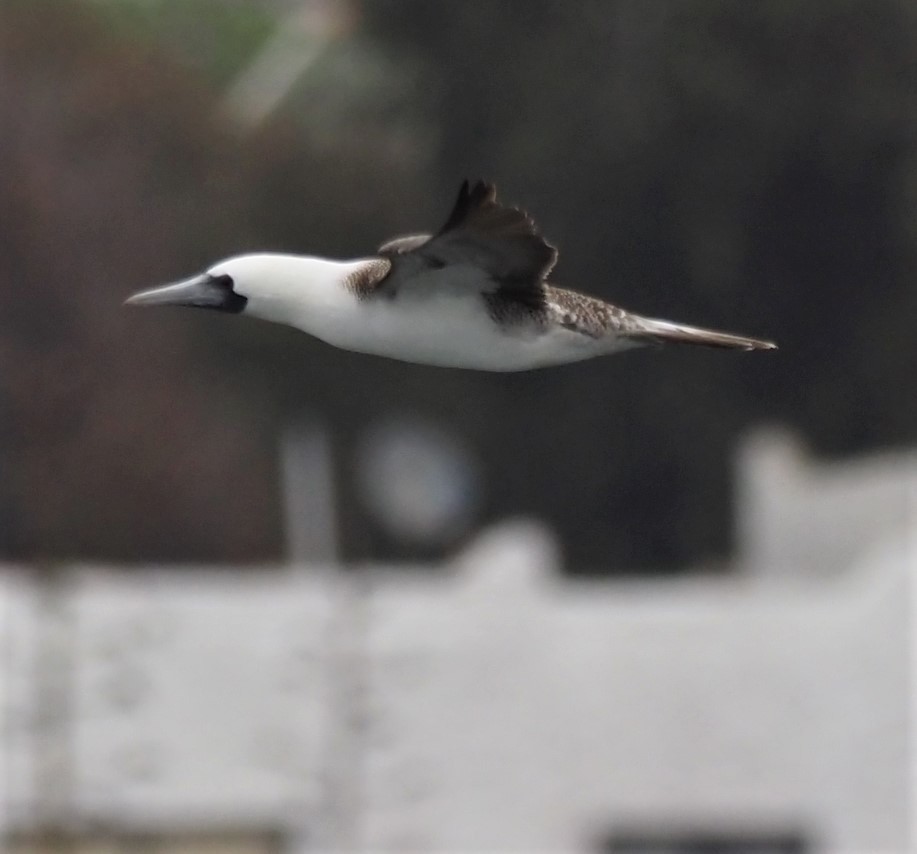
[124,253,357,328]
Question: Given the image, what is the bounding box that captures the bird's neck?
[243,255,373,335]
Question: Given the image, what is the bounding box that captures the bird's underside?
[364,180,776,356]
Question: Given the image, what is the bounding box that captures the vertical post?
[279,417,369,851]
[908,474,917,854]
[31,565,74,851]
[314,572,369,853]
[280,420,339,566]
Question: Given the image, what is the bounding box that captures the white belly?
[303,291,604,371]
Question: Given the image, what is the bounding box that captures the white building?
[0,429,912,853]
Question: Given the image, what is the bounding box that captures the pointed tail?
[631,317,777,351]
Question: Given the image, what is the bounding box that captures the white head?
[124,252,367,330]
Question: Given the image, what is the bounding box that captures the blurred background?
[0,1,914,852]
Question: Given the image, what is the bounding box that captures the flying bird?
[125,180,776,370]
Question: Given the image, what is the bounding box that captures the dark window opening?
[603,828,808,854]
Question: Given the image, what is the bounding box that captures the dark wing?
[426,180,558,283]
[375,180,557,308]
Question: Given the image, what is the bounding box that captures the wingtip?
[465,178,496,202]
[751,339,778,351]
[634,319,779,352]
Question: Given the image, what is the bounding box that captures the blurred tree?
[0,0,279,561]
[0,0,421,563]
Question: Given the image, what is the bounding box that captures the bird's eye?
[209,274,234,288]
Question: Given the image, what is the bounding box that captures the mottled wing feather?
[343,257,393,299]
[545,286,636,338]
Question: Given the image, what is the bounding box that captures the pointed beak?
[124,273,246,313]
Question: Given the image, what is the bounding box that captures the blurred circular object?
[356,415,480,545]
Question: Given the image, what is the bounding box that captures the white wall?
[0,433,912,853]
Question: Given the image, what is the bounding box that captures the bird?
[125,180,776,371]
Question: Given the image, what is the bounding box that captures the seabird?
[125,180,776,370]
